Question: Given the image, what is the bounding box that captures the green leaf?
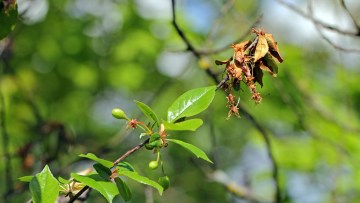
[117,162,136,172]
[93,163,111,180]
[261,53,279,76]
[18,176,34,182]
[71,173,118,203]
[167,139,213,163]
[134,100,160,128]
[30,165,59,203]
[0,3,18,39]
[119,170,163,195]
[115,177,132,202]
[163,119,203,131]
[79,153,113,168]
[167,86,216,122]
[57,176,70,184]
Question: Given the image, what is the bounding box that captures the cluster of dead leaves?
[215,29,283,119]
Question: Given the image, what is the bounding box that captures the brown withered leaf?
[265,33,283,63]
[253,65,264,87]
[253,35,268,62]
[215,57,233,65]
[232,40,251,51]
[259,53,278,77]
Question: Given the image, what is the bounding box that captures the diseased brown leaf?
[259,53,278,77]
[253,65,264,87]
[265,33,283,63]
[232,40,251,51]
[215,57,233,65]
[253,35,268,62]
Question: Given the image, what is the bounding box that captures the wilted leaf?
[253,66,264,87]
[167,139,213,163]
[215,57,232,65]
[30,165,59,203]
[232,40,251,51]
[163,119,203,131]
[253,35,268,62]
[265,33,283,63]
[259,53,279,76]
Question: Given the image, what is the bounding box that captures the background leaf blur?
[1,0,360,202]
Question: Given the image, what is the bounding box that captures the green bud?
[158,176,170,190]
[112,108,129,120]
[148,161,158,170]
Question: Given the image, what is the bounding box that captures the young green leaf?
[71,173,119,203]
[167,139,213,163]
[79,153,113,168]
[117,162,136,172]
[163,119,203,131]
[167,86,216,122]
[115,177,132,202]
[18,175,34,182]
[119,170,163,195]
[93,163,111,180]
[30,165,59,203]
[134,100,160,128]
[57,176,70,184]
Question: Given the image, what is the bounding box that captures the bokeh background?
[1,0,360,202]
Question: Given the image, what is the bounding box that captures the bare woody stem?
[68,137,150,203]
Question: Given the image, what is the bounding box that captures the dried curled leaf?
[215,57,233,65]
[232,40,251,51]
[253,35,268,62]
[259,53,278,77]
[253,66,264,87]
[265,33,283,63]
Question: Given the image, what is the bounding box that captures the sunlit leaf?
[163,119,203,131]
[71,173,118,203]
[265,33,284,63]
[167,139,213,163]
[18,176,34,182]
[115,177,132,202]
[117,162,136,172]
[134,100,160,128]
[167,86,216,122]
[253,35,268,62]
[30,165,59,203]
[79,153,113,168]
[119,170,163,195]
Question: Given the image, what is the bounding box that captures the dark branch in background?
[68,138,150,203]
[277,0,360,52]
[171,0,281,202]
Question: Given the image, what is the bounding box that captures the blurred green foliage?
[1,0,360,202]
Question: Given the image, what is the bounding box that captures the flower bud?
[112,108,129,120]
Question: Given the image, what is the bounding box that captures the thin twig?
[339,0,360,34]
[277,0,358,36]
